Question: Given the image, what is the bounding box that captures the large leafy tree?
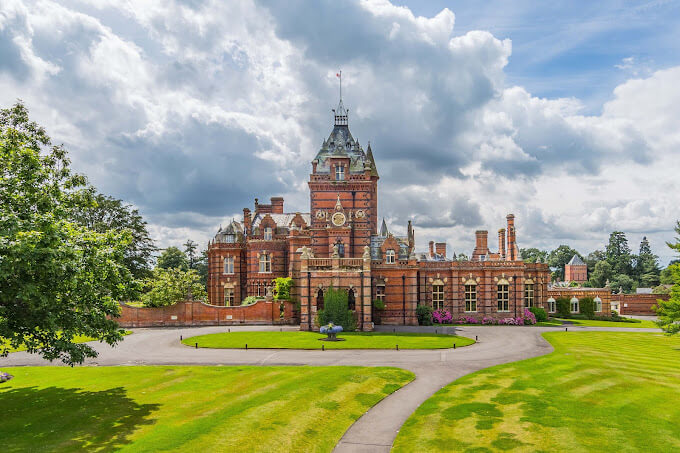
[605,231,634,276]
[589,260,613,288]
[0,102,134,365]
[72,193,156,279]
[547,245,583,281]
[157,246,188,270]
[635,236,661,287]
[141,268,206,307]
[520,247,548,263]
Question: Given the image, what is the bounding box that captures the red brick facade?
[614,293,669,316]
[547,287,612,315]
[207,97,551,330]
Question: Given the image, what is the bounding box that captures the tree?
[585,250,606,273]
[195,249,209,287]
[141,268,206,307]
[317,287,356,331]
[589,261,613,288]
[548,245,583,281]
[605,231,633,276]
[520,248,548,263]
[666,221,680,255]
[579,297,595,319]
[635,236,661,287]
[610,274,635,294]
[273,277,293,300]
[157,246,188,270]
[71,193,156,279]
[655,221,680,335]
[184,239,198,269]
[0,102,134,365]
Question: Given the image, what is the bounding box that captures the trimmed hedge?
[529,306,548,322]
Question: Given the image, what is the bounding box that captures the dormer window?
[264,227,272,240]
[385,249,395,264]
[335,165,345,180]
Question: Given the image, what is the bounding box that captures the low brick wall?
[547,288,612,315]
[115,300,298,328]
[614,294,669,316]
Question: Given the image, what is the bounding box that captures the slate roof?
[251,213,311,229]
[567,255,586,266]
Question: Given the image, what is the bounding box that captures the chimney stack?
[271,197,284,214]
[429,241,434,258]
[472,230,489,260]
[506,214,516,261]
[243,208,251,235]
[435,242,446,258]
[498,228,506,260]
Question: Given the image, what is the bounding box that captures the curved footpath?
[1,324,661,452]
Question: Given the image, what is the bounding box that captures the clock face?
[331,212,346,227]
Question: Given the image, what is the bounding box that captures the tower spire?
[332,70,348,126]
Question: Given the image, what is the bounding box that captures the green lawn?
[557,318,659,328]
[182,331,475,350]
[0,365,413,452]
[3,331,132,353]
[393,332,680,452]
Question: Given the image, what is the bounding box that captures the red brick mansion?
[207,97,550,330]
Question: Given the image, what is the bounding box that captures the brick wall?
[614,293,669,316]
[115,300,297,328]
[547,288,612,315]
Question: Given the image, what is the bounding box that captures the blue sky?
[1,0,678,265]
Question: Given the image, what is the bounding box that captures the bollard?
[396,344,399,351]
[228,328,230,333]
[454,343,456,349]
[566,327,568,332]
[180,335,182,341]
[195,343,198,349]
[435,329,437,334]
[322,344,325,351]
[476,335,478,341]
[245,343,248,350]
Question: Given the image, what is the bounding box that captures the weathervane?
[336,70,342,100]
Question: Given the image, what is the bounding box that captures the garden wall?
[115,300,298,328]
[614,294,669,316]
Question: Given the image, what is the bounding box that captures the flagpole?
[339,70,342,101]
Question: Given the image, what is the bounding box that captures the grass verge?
[556,318,658,328]
[182,331,474,349]
[0,365,413,452]
[393,331,680,452]
[3,331,132,354]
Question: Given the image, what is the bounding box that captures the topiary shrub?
[579,297,595,319]
[317,286,356,331]
[529,306,547,322]
[556,297,571,318]
[416,305,433,326]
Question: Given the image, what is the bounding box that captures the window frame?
[547,297,556,313]
[224,287,234,306]
[594,296,602,312]
[524,283,534,308]
[259,253,271,273]
[570,297,579,313]
[335,164,345,180]
[263,227,273,241]
[376,285,385,302]
[223,256,234,274]
[432,284,444,311]
[465,283,477,312]
[497,284,510,312]
[385,249,396,264]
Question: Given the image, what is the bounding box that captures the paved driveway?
[1,324,660,452]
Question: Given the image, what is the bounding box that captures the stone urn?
[319,323,344,341]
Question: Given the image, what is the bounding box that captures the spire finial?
[336,70,342,101]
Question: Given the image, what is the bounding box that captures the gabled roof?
[251,213,311,229]
[567,255,586,266]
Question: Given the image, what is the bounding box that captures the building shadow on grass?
[1,386,159,451]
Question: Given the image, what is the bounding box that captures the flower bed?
[443,308,537,326]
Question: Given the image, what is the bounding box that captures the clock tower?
[309,96,379,258]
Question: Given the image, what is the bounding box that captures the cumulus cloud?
[0,0,678,264]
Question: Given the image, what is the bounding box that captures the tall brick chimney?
[472,230,489,260]
[435,242,446,258]
[429,241,434,258]
[271,197,284,214]
[498,228,506,260]
[243,208,251,235]
[506,214,516,261]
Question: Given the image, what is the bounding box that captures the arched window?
[524,281,534,308]
[264,227,272,240]
[317,289,324,310]
[497,281,509,312]
[385,249,396,264]
[432,282,444,311]
[348,289,356,311]
[259,253,271,273]
[224,288,234,306]
[547,297,556,313]
[465,281,477,312]
[570,297,579,313]
[594,296,602,312]
[224,256,234,274]
[335,165,345,180]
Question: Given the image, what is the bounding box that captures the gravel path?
[1,324,660,452]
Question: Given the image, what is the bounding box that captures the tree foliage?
[556,297,571,318]
[520,248,548,263]
[317,287,356,331]
[605,231,633,276]
[157,246,188,270]
[589,261,613,288]
[579,297,595,319]
[71,193,156,279]
[273,277,293,300]
[141,268,206,307]
[655,223,680,335]
[548,245,583,281]
[0,102,134,365]
[184,239,198,269]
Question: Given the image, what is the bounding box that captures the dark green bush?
[579,297,595,319]
[373,299,385,311]
[529,306,547,322]
[556,297,571,318]
[317,286,356,331]
[416,305,433,326]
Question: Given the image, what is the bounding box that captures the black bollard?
[454,343,456,349]
[566,327,568,332]
[228,328,230,333]
[246,343,248,350]
[180,335,182,341]
[396,344,399,351]
[195,343,198,349]
[322,344,325,351]
[476,335,478,341]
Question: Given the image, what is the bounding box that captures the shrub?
[141,268,206,307]
[523,308,537,325]
[241,296,263,305]
[432,309,453,324]
[317,286,356,331]
[372,299,385,325]
[579,297,595,319]
[416,305,433,326]
[529,306,547,322]
[373,299,385,311]
[273,277,293,300]
[556,297,571,318]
